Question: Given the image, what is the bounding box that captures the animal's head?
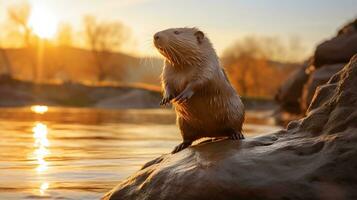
[153,27,212,65]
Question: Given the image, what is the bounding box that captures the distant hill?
[0,46,299,91]
[0,46,163,85]
[0,74,162,108]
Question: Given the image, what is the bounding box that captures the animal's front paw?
[160,94,174,106]
[160,97,170,106]
[173,89,194,104]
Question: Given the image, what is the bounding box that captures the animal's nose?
[154,34,160,41]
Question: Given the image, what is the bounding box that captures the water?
[0,106,281,200]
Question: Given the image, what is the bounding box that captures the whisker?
[167,45,181,64]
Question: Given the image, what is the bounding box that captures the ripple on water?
[0,106,281,199]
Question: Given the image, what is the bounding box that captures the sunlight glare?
[31,105,48,114]
[28,4,58,39]
[39,182,49,195]
[32,122,50,173]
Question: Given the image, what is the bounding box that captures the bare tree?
[56,23,73,47]
[7,2,33,47]
[83,15,130,82]
[0,40,12,77]
[5,2,40,81]
[222,36,295,97]
[223,37,265,96]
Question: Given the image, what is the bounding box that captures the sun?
[28,4,58,39]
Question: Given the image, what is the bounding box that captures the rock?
[275,19,357,117]
[103,55,357,200]
[301,63,344,111]
[314,19,357,68]
[274,59,312,114]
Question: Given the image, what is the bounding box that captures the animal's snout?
[153,32,167,51]
[154,33,160,41]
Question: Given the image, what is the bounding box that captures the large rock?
[103,55,357,200]
[275,19,357,116]
[301,63,344,111]
[314,19,357,68]
[275,59,312,114]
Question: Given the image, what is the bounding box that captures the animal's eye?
[174,31,180,35]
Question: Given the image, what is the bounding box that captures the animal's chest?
[165,69,193,93]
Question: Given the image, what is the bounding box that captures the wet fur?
[154,28,245,152]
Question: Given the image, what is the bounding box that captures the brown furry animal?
[153,27,245,153]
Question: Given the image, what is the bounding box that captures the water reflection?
[31,105,51,195]
[31,105,48,114]
[39,182,50,195]
[0,107,281,199]
[33,122,50,173]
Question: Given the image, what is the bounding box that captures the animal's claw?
[229,131,245,140]
[173,89,194,104]
[160,97,169,106]
[160,94,173,106]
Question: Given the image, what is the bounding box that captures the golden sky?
[0,0,356,62]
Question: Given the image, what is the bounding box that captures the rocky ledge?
[275,18,357,118]
[103,55,357,200]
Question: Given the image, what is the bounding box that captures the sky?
[0,0,356,61]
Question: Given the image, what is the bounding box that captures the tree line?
[0,2,130,83]
[222,36,304,98]
[0,2,306,98]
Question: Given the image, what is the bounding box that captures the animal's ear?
[194,31,204,44]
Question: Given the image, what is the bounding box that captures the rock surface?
[275,19,357,117]
[275,59,312,114]
[103,55,357,200]
[301,63,344,111]
[314,19,357,68]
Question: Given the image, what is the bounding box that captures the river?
[0,106,281,199]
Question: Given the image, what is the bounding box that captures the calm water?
[0,106,281,200]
